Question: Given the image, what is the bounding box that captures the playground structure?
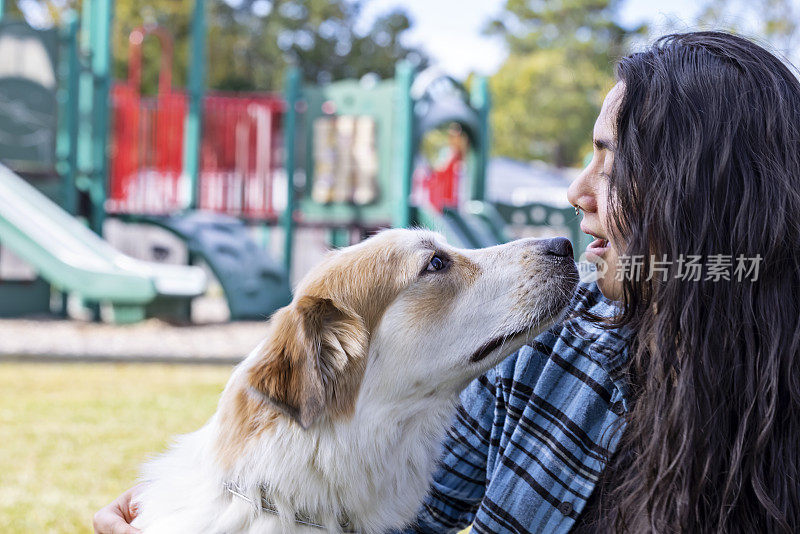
[0,164,206,322]
[0,8,210,323]
[108,25,285,219]
[0,2,584,324]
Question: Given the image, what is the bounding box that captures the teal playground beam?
[56,12,80,215]
[393,62,414,228]
[183,0,206,210]
[470,77,490,202]
[282,67,301,275]
[76,0,92,199]
[88,0,113,233]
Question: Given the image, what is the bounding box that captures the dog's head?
[244,229,578,430]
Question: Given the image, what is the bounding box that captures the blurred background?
[0,0,796,532]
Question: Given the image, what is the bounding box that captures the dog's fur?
[131,229,578,533]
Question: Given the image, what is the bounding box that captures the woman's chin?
[595,275,623,302]
[592,255,623,301]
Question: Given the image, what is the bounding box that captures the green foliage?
[490,48,612,166]
[11,0,426,92]
[486,0,631,57]
[485,0,799,167]
[109,0,427,93]
[695,0,799,52]
[112,1,192,94]
[486,0,641,167]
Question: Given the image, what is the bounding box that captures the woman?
[95,32,799,533]
[572,31,800,532]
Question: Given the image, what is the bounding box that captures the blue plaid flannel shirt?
[402,282,632,533]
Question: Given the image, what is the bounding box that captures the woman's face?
[567,82,625,301]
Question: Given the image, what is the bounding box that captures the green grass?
[0,362,232,534]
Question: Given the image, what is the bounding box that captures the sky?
[359,0,705,79]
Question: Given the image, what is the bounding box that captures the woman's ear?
[247,296,369,429]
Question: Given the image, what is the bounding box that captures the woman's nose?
[567,168,598,213]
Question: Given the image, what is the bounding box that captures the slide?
[442,209,499,248]
[0,164,206,321]
[137,212,292,321]
[416,201,508,250]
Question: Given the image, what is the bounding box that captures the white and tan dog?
[131,229,578,533]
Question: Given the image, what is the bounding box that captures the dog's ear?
[247,295,369,429]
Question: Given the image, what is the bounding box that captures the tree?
[14,0,428,93]
[490,48,612,166]
[115,0,427,93]
[696,0,799,55]
[111,1,193,94]
[203,1,427,90]
[486,0,642,167]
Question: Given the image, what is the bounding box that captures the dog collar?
[223,481,360,533]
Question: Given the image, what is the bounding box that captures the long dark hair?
[599,32,800,532]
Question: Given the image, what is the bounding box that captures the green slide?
[0,164,206,322]
[416,201,508,249]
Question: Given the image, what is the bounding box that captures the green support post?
[183,0,206,209]
[0,0,5,22]
[393,62,415,228]
[282,67,301,276]
[470,76,490,202]
[76,1,93,198]
[88,0,113,234]
[329,227,350,249]
[56,13,80,215]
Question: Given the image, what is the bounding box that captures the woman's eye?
[426,255,447,272]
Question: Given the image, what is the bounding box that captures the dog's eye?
[426,254,448,273]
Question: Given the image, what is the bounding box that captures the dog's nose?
[543,237,573,258]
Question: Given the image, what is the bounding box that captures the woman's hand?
[92,484,143,534]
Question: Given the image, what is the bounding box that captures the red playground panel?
[107,23,284,218]
[107,25,187,215]
[199,93,284,218]
[108,90,284,217]
[108,85,186,214]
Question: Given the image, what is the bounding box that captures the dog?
[131,229,578,533]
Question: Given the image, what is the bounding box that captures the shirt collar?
[563,282,635,407]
